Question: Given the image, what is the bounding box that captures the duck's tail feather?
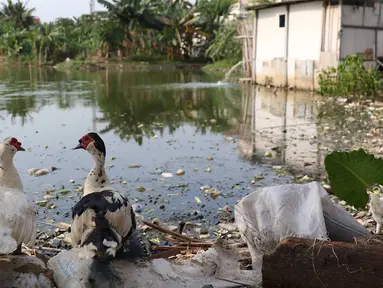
[0,227,17,254]
[77,213,122,261]
[88,259,123,288]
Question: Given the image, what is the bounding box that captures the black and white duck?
[69,132,136,259]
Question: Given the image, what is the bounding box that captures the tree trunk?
[38,46,42,65]
[262,237,383,288]
[44,47,48,63]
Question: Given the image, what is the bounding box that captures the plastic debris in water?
[161,172,173,178]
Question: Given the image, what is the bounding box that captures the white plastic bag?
[235,181,370,276]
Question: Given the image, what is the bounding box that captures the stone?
[0,255,53,287]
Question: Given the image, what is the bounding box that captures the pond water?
[1,66,373,233]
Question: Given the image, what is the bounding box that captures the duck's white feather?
[370,193,383,234]
[0,187,36,251]
[70,192,133,251]
[0,137,36,254]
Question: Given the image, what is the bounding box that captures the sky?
[0,0,106,22]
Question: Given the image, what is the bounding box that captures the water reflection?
[0,67,241,145]
[0,66,376,180]
[238,85,321,176]
[7,66,378,228]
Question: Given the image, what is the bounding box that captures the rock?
[207,156,214,161]
[0,255,53,287]
[202,285,214,288]
[70,179,75,184]
[176,169,185,176]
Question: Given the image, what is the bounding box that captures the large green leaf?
[325,149,383,208]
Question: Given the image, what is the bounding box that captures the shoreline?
[0,54,237,75]
[0,58,233,73]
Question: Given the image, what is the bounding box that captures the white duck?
[370,193,383,234]
[70,132,136,259]
[0,137,36,254]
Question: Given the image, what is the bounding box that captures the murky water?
[3,66,377,233]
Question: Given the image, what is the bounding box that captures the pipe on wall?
[285,4,290,87]
[320,0,327,52]
[252,10,258,82]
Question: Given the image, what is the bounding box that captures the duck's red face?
[9,137,25,151]
[74,134,94,150]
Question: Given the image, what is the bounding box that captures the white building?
[244,0,382,90]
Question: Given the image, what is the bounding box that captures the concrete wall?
[340,27,375,58]
[288,2,323,60]
[254,1,325,90]
[255,5,288,86]
[287,1,323,89]
[342,4,383,27]
[341,4,383,58]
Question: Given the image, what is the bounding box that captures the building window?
[279,14,286,28]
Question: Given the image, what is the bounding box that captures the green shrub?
[318,55,382,98]
[205,22,242,63]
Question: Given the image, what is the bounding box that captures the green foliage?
[206,22,241,62]
[0,0,35,29]
[318,55,382,98]
[0,0,243,64]
[195,0,233,34]
[325,149,383,208]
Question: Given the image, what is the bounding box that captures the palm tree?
[37,23,62,63]
[0,0,36,30]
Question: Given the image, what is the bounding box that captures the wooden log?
[262,237,383,288]
[150,248,183,259]
[142,220,199,243]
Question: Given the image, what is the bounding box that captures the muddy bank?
[54,60,207,72]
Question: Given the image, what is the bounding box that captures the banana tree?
[0,0,36,30]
